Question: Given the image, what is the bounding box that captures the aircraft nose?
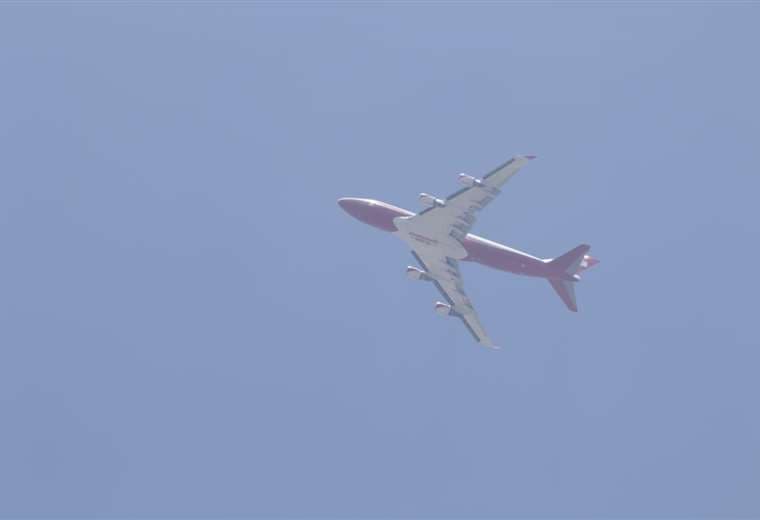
[337,197,354,211]
[337,197,364,213]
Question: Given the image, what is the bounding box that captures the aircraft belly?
[463,236,547,276]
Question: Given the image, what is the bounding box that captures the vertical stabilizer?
[548,244,591,275]
[547,244,597,312]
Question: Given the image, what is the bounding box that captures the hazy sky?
[1,2,759,517]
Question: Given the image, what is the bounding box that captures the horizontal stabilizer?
[549,279,578,312]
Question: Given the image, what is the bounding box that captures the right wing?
[411,249,497,348]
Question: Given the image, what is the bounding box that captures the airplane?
[337,155,598,348]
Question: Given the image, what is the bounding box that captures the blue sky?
[1,3,759,517]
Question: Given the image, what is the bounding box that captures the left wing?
[414,155,535,240]
[411,249,497,348]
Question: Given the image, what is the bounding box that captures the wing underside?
[401,156,535,347]
[411,250,496,348]
[414,155,535,239]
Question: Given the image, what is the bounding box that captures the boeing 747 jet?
[338,155,598,348]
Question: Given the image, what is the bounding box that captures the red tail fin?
[547,244,598,312]
[549,244,591,275]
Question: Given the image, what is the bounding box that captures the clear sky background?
[1,2,759,517]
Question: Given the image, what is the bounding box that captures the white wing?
[399,155,535,347]
[411,249,497,348]
[413,155,535,240]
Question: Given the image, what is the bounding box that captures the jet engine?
[434,301,454,316]
[419,192,445,208]
[457,173,484,187]
[406,266,432,281]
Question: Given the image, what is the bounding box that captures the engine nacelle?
[457,173,484,187]
[434,301,454,316]
[419,192,445,208]
[406,266,432,281]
